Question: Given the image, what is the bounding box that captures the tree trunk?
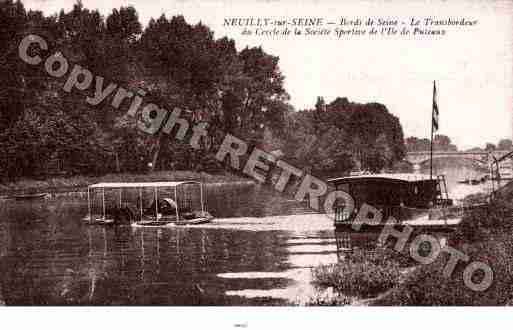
[115,152,120,172]
[150,135,162,172]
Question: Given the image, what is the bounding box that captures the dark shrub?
[456,197,513,243]
[312,260,401,298]
[347,245,417,268]
[370,231,513,306]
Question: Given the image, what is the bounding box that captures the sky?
[23,0,513,150]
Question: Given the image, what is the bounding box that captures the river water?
[0,168,496,305]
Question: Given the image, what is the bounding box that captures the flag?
[432,81,439,131]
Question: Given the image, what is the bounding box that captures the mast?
[430,116,434,180]
[430,80,437,180]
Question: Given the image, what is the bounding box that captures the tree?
[405,135,457,152]
[498,139,513,150]
[236,46,289,137]
[433,134,458,151]
[405,137,431,152]
[138,18,290,170]
[106,6,141,42]
[0,101,113,179]
[103,6,142,83]
[281,97,404,176]
[0,0,27,129]
[0,0,26,51]
[485,143,496,152]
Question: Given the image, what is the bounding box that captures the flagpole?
[430,80,435,180]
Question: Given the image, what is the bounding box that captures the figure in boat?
[84,181,214,226]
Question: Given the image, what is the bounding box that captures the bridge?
[405,150,513,177]
[405,151,493,166]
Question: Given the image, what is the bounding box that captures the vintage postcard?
[0,0,512,326]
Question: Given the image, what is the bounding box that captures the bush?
[371,230,513,306]
[300,288,352,306]
[349,245,418,268]
[312,259,402,298]
[456,197,513,243]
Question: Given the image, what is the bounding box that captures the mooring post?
[102,188,105,220]
[87,187,91,223]
[200,183,205,213]
[139,188,143,220]
[175,188,179,221]
[154,187,158,221]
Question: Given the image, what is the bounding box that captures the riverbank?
[368,187,513,306]
[367,229,513,305]
[308,184,513,306]
[0,171,252,196]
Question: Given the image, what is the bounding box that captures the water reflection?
[333,226,454,266]
[220,235,337,304]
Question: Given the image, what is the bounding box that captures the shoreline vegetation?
[0,170,252,196]
[308,182,513,306]
[1,1,409,185]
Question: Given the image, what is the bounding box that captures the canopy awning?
[88,181,201,189]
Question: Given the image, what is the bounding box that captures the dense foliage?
[312,255,402,298]
[0,0,406,181]
[371,230,513,306]
[281,97,405,177]
[363,187,513,306]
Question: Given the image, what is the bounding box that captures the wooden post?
[175,188,179,221]
[200,183,205,213]
[139,188,143,220]
[140,230,145,279]
[87,187,91,222]
[102,188,105,220]
[154,187,158,221]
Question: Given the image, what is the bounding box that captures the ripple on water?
[0,189,359,305]
[218,233,338,303]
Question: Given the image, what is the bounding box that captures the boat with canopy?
[327,173,466,230]
[85,181,213,226]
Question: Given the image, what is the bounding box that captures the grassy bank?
[312,259,402,299]
[0,171,251,196]
[368,229,513,305]
[368,187,513,306]
[309,183,513,306]
[310,248,408,305]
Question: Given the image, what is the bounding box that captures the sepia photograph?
[0,0,513,326]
